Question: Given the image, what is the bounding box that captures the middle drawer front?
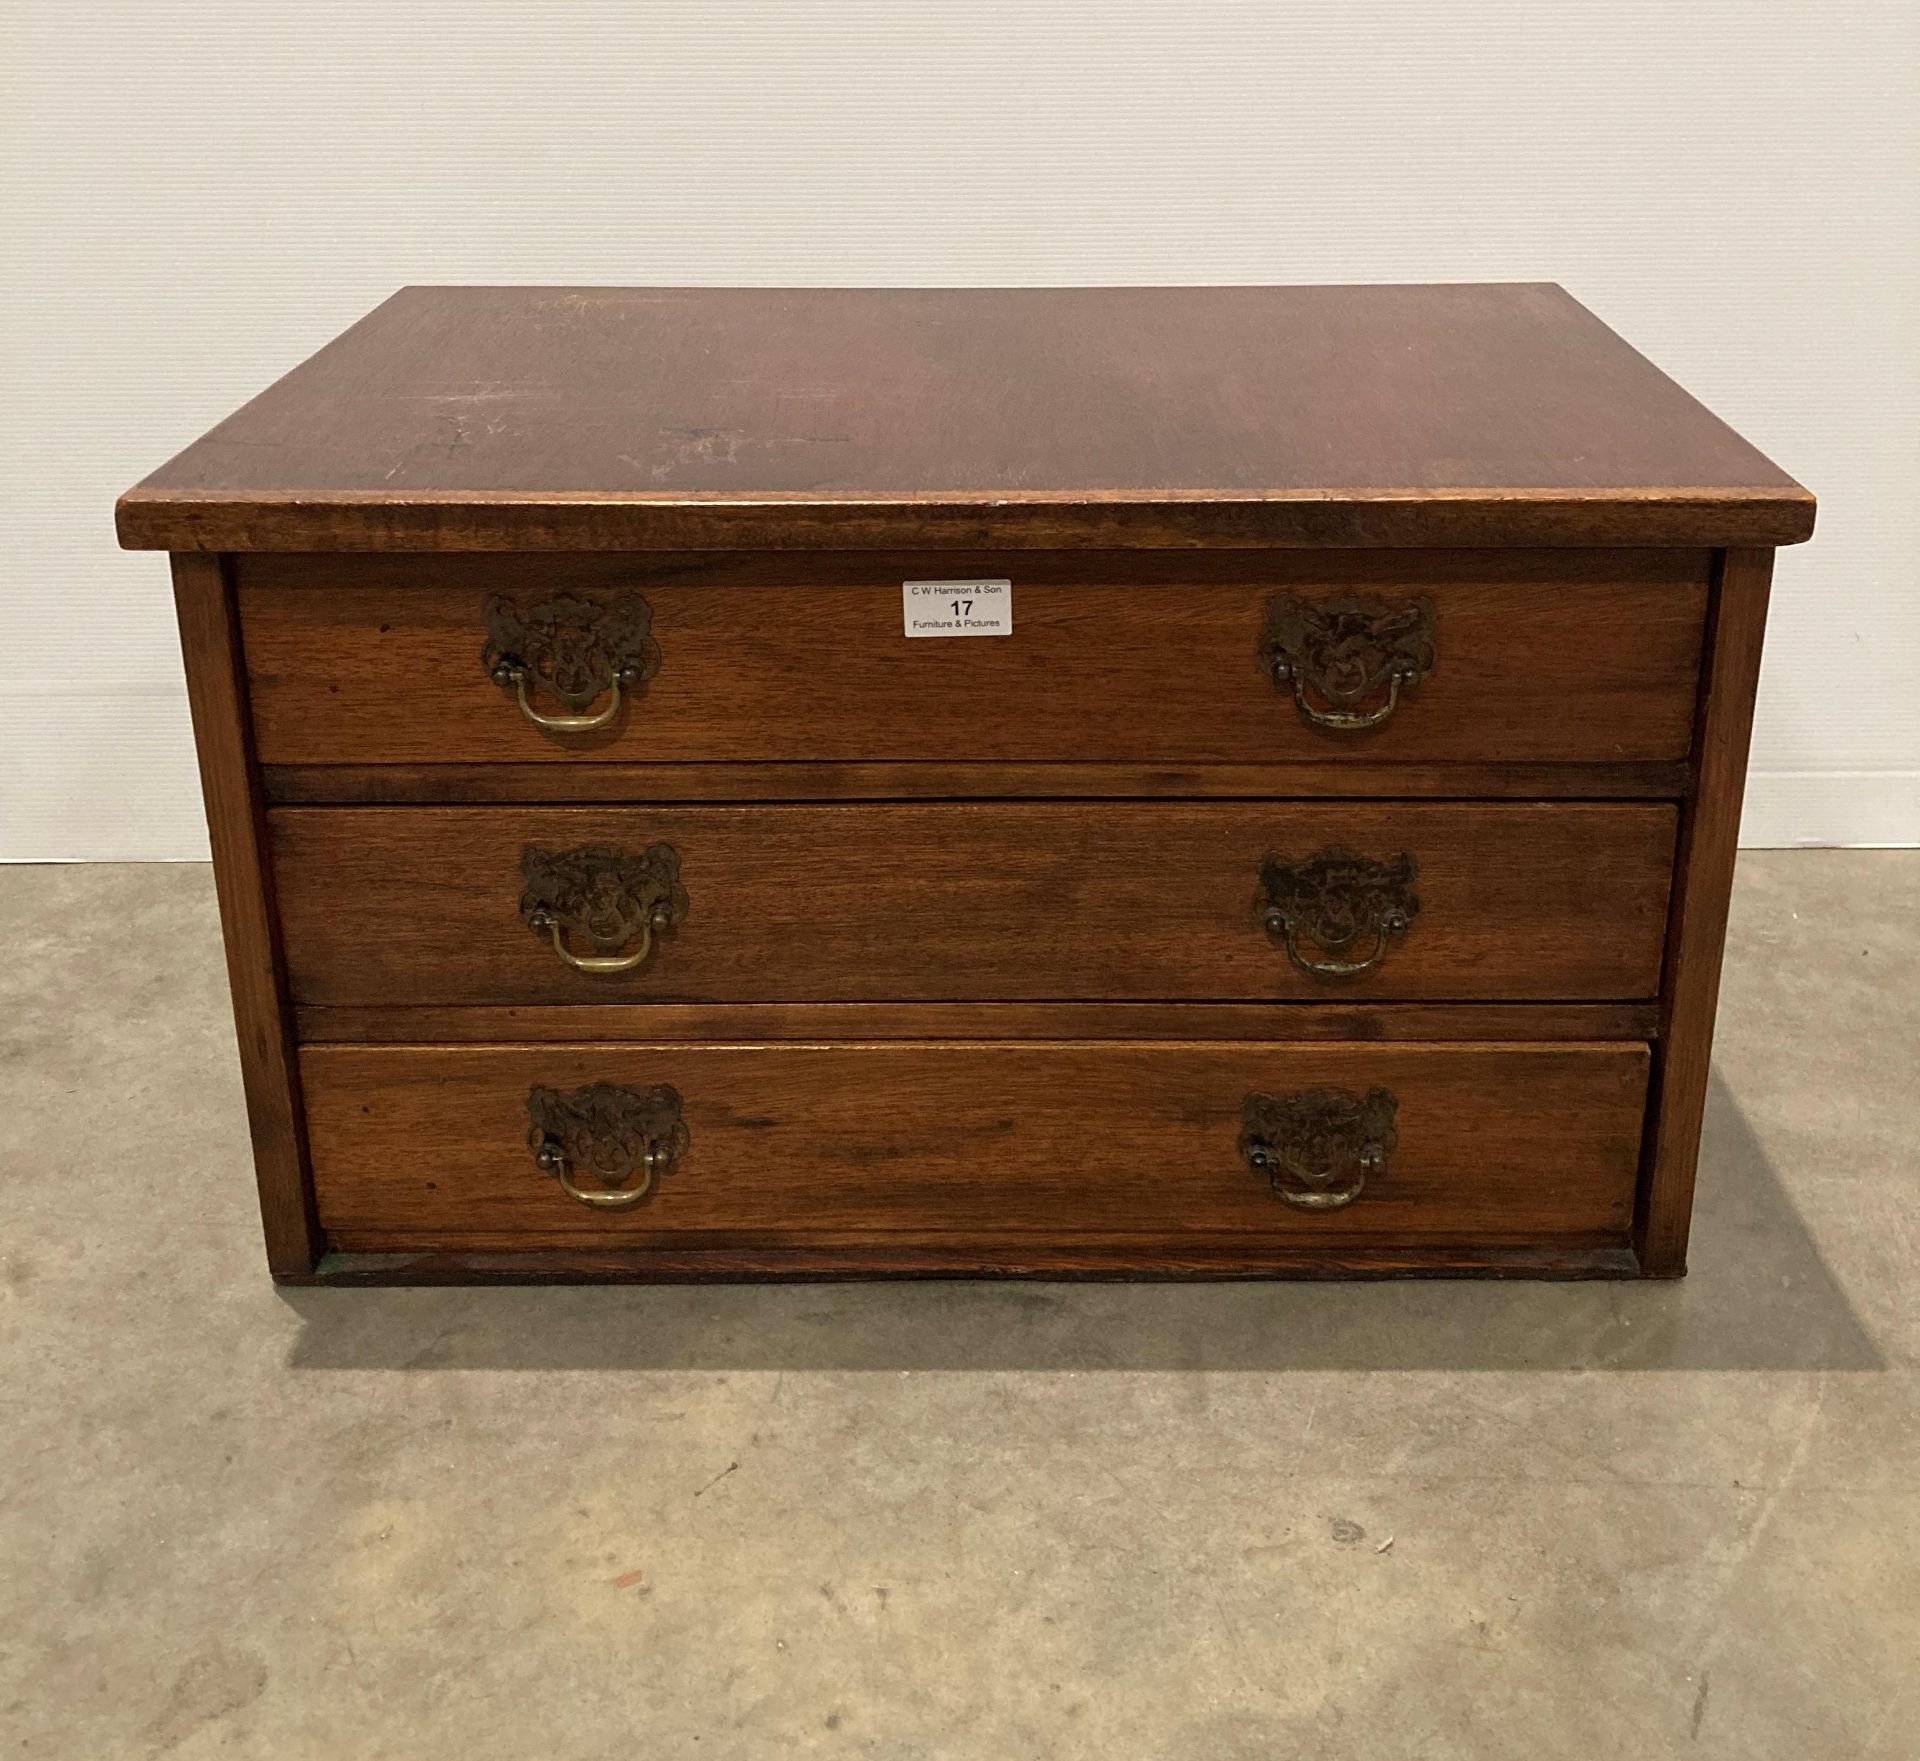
[273,801,1677,1006]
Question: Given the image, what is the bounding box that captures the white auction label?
[902,578,1012,638]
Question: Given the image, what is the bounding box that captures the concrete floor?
[1,852,1915,1759]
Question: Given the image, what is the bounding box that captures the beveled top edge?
[116,484,1816,551]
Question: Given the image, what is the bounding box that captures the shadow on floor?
[281,1073,1882,1373]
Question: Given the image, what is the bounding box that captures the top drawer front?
[236,550,1708,767]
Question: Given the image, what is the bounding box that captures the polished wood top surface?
[119,283,1813,551]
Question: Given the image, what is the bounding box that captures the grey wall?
[4,0,1914,856]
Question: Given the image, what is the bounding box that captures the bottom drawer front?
[303,1041,1648,1255]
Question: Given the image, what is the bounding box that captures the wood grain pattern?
[170,555,321,1276]
[1636,548,1775,1275]
[270,801,1677,1006]
[116,286,1814,552]
[294,1001,1660,1045]
[236,550,1709,766]
[300,1040,1651,1256]
[261,759,1695,805]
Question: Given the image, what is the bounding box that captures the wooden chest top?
[116,283,1813,553]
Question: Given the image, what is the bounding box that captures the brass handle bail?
[526,902,666,974]
[1265,913,1409,978]
[1242,1139,1385,1210]
[1274,667,1407,731]
[490,660,633,732]
[534,1137,665,1208]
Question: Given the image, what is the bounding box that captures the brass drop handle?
[1244,1141,1384,1210]
[481,589,662,736]
[1244,1136,1382,1206]
[1269,919,1402,978]
[494,663,631,732]
[1239,1086,1398,1211]
[1257,847,1420,982]
[1258,592,1437,731]
[535,1138,664,1207]
[519,843,689,976]
[527,1081,688,1210]
[1282,671,1404,731]
[528,900,666,973]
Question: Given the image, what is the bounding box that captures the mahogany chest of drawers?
[118,284,1814,1283]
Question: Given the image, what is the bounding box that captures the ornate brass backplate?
[526,1081,689,1209]
[1258,593,1437,729]
[1238,1087,1398,1211]
[482,591,662,730]
[1257,845,1420,979]
[519,843,689,974]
